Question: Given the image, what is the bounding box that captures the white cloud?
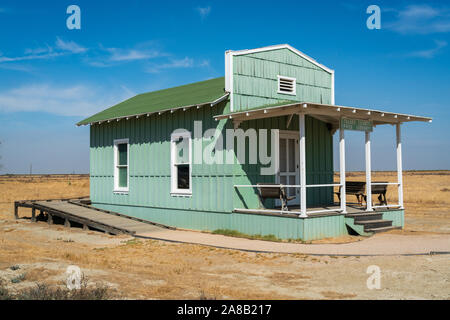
[163,57,194,68]
[0,51,63,63]
[24,46,53,55]
[198,59,210,67]
[84,60,111,68]
[107,48,160,62]
[56,37,87,53]
[386,4,450,34]
[84,44,165,67]
[146,57,195,73]
[0,63,34,73]
[119,85,136,98]
[0,84,133,117]
[0,38,208,76]
[197,6,211,19]
[408,40,447,58]
[0,37,86,63]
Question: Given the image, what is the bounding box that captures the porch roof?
[213,101,432,128]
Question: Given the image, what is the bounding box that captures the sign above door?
[340,118,373,132]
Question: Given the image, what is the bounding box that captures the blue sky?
[0,0,449,173]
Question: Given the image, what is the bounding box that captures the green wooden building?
[78,44,431,241]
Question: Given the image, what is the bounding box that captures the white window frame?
[277,75,297,96]
[113,138,129,193]
[170,131,192,196]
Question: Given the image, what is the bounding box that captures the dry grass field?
[0,172,449,299]
[340,171,450,233]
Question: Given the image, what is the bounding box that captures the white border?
[113,138,129,193]
[170,131,192,196]
[331,71,335,105]
[225,51,234,112]
[227,44,334,74]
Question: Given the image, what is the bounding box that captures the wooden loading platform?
[14,198,172,236]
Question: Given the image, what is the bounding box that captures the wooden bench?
[335,181,389,206]
[335,181,366,205]
[364,183,388,206]
[257,183,295,211]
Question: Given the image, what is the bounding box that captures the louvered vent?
[277,76,296,95]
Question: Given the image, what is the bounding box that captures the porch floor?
[233,203,401,218]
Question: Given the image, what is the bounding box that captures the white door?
[276,132,300,207]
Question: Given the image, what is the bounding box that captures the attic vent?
[277,76,296,95]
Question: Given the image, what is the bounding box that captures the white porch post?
[299,113,307,217]
[396,123,404,209]
[365,131,373,211]
[339,124,347,213]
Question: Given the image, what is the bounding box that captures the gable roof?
[77,77,227,126]
[226,44,334,74]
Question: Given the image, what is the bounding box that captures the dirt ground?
[0,172,449,299]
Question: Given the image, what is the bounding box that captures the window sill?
[113,190,129,195]
[170,191,192,197]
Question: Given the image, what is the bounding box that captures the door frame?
[276,130,300,206]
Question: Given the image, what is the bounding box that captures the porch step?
[345,212,400,236]
[365,226,402,233]
[354,219,393,231]
[345,212,383,222]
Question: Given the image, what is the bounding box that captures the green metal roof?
[77,77,226,125]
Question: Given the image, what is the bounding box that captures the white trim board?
[225,50,234,111]
[226,44,334,74]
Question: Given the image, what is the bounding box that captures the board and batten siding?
[90,103,333,219]
[232,48,332,112]
[233,114,334,210]
[90,102,236,216]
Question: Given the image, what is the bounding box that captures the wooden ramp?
[14,199,170,236]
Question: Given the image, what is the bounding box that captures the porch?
[214,101,431,220]
[233,203,384,217]
[232,203,405,237]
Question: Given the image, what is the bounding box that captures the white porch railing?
[365,124,404,211]
[370,182,402,209]
[234,181,404,217]
[234,183,344,218]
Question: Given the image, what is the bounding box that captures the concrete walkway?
[136,229,450,256]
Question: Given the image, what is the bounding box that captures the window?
[277,75,296,95]
[171,131,192,196]
[114,138,129,193]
